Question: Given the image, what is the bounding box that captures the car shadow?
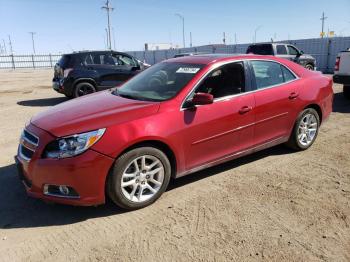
[333,92,350,113]
[0,145,293,230]
[17,97,69,107]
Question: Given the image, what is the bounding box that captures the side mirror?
[192,92,214,105]
[296,50,304,57]
[131,65,141,71]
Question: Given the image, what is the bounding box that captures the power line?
[102,0,114,50]
[29,32,36,54]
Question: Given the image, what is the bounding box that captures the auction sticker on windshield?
[176,67,201,74]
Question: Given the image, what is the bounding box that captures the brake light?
[334,57,340,71]
[63,68,73,78]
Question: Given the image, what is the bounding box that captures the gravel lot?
[0,69,349,262]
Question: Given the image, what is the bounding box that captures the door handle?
[289,92,299,99]
[239,106,252,114]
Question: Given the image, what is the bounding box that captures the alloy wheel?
[76,84,95,96]
[297,113,318,146]
[121,155,164,203]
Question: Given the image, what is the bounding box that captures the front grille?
[20,145,34,159]
[23,129,39,145]
[19,129,39,161]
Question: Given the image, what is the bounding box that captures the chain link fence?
[0,54,61,69]
[127,37,350,73]
[1,37,349,73]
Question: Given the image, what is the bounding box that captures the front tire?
[344,85,350,99]
[286,108,320,150]
[305,64,314,71]
[107,147,171,210]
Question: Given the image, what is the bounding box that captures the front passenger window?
[195,62,245,99]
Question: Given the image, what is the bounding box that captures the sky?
[0,0,349,54]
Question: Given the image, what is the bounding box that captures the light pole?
[254,25,262,43]
[102,0,114,50]
[29,32,36,54]
[175,13,185,48]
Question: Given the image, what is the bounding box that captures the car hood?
[31,91,160,137]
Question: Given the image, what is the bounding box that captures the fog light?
[59,185,70,195]
[43,184,79,198]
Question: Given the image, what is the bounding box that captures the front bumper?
[15,124,114,206]
[333,74,350,85]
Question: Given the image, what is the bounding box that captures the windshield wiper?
[113,89,143,101]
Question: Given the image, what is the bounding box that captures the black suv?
[53,50,149,98]
[246,43,316,70]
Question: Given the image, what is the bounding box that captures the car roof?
[64,50,127,56]
[248,43,292,46]
[165,53,277,65]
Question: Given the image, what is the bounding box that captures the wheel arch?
[304,103,323,123]
[106,139,178,180]
[73,78,97,89]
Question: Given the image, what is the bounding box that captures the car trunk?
[54,55,72,79]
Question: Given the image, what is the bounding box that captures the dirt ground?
[0,69,349,262]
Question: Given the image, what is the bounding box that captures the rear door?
[83,52,122,89]
[249,60,300,146]
[275,44,289,60]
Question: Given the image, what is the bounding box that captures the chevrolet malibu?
[16,54,333,210]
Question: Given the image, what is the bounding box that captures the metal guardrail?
[0,54,61,69]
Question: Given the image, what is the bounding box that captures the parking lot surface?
[0,69,349,261]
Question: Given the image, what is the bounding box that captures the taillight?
[334,57,340,71]
[63,68,73,78]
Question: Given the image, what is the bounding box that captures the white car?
[333,48,350,99]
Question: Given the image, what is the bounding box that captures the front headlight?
[44,128,105,159]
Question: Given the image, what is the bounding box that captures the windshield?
[114,62,204,102]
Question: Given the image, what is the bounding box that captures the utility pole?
[223,32,226,45]
[105,28,109,49]
[320,12,328,38]
[234,33,237,45]
[112,27,116,50]
[2,39,6,54]
[254,26,262,43]
[175,13,185,48]
[190,32,192,47]
[102,0,114,50]
[8,35,13,54]
[29,32,36,54]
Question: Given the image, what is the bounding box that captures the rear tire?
[107,147,171,210]
[74,82,96,98]
[344,85,350,99]
[286,108,320,151]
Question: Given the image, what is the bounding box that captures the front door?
[181,61,256,170]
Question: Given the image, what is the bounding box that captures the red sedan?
[16,54,333,209]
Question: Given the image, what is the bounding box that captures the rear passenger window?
[276,45,287,55]
[281,65,296,82]
[251,61,284,89]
